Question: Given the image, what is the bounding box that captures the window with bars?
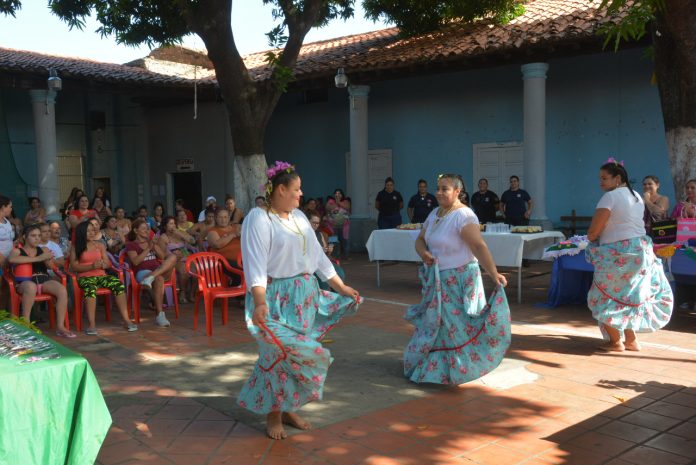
[57,153,84,203]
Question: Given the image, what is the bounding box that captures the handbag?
[650,219,677,244]
[677,203,696,243]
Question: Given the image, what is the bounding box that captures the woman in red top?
[9,224,74,337]
[125,219,178,327]
[70,221,136,335]
[68,195,97,236]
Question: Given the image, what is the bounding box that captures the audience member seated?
[159,216,196,303]
[150,202,165,230]
[175,198,195,222]
[254,196,266,208]
[190,208,215,249]
[325,189,351,260]
[38,222,65,269]
[48,220,71,258]
[67,195,97,234]
[225,195,244,224]
[24,197,46,225]
[114,206,132,236]
[102,216,126,256]
[206,207,242,283]
[125,219,178,327]
[198,196,217,222]
[8,224,74,337]
[92,197,112,223]
[93,186,111,209]
[672,178,696,219]
[62,187,84,219]
[309,213,345,290]
[176,209,195,234]
[70,221,137,334]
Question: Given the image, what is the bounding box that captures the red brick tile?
[645,433,696,458]
[96,439,155,465]
[312,440,378,465]
[668,421,696,441]
[133,434,177,452]
[462,443,531,464]
[538,444,612,465]
[152,404,203,419]
[141,418,190,436]
[181,420,236,437]
[621,410,682,431]
[163,453,209,465]
[566,431,634,456]
[618,445,692,465]
[384,443,464,465]
[208,452,265,465]
[643,401,696,420]
[353,430,412,453]
[323,418,381,441]
[663,392,696,409]
[596,420,661,443]
[217,435,271,455]
[495,436,556,455]
[196,407,235,421]
[163,436,225,454]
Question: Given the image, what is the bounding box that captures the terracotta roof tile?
[0,0,627,87]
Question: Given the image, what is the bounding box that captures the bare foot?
[282,411,312,430]
[597,341,625,352]
[624,340,641,351]
[266,412,287,440]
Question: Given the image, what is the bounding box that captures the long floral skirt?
[404,262,511,385]
[238,274,360,414]
[586,236,673,335]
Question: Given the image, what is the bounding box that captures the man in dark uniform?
[407,179,437,223]
[500,175,533,226]
[375,177,404,229]
[471,178,499,224]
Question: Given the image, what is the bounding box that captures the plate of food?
[396,223,422,230]
[511,225,543,234]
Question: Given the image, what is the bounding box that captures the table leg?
[517,264,522,304]
[377,260,381,287]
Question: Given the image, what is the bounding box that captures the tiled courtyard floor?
[47,254,696,465]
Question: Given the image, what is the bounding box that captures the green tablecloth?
[0,321,112,465]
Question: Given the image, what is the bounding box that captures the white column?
[522,63,549,222]
[348,85,370,219]
[29,89,61,220]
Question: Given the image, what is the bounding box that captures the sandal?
[56,329,77,339]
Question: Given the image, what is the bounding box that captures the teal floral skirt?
[238,274,360,414]
[586,236,673,335]
[404,262,511,385]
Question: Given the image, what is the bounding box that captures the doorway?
[472,143,524,196]
[167,172,202,218]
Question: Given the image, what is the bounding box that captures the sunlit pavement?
[48,254,696,465]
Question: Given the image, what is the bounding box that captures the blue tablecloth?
[544,249,696,307]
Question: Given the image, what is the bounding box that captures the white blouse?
[423,206,479,270]
[241,207,337,289]
[0,218,14,257]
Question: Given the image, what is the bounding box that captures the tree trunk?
[653,5,696,200]
[233,153,268,213]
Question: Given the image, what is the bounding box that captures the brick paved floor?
[46,254,696,465]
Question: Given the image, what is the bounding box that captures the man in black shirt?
[407,179,437,223]
[471,178,499,224]
[500,175,533,226]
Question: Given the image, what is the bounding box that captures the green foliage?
[597,0,665,51]
[362,0,524,36]
[0,310,42,334]
[0,0,20,16]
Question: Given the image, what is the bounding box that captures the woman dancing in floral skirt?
[586,159,673,351]
[406,174,510,385]
[239,161,361,439]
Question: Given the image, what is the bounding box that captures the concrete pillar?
[348,85,370,219]
[29,89,61,220]
[521,63,549,224]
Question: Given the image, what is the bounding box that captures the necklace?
[270,208,306,255]
[434,204,457,224]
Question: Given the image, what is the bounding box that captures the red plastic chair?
[65,256,125,332]
[119,250,180,323]
[3,266,70,330]
[185,251,246,336]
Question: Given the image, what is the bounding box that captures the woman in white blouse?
[405,174,510,385]
[239,162,360,440]
[586,160,672,352]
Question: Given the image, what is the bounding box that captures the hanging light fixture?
[334,68,348,88]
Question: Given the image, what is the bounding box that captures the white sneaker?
[155,312,170,327]
[140,275,155,289]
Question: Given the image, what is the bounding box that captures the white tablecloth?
[366,229,565,267]
[365,228,566,302]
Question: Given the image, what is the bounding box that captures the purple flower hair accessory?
[605,156,624,167]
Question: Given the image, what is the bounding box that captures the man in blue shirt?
[500,175,533,226]
[407,179,437,223]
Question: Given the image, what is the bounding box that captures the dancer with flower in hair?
[239,161,361,439]
[405,174,511,385]
[586,159,673,352]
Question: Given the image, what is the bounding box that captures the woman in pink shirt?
[70,221,137,335]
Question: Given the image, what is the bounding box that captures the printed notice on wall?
[176,158,194,171]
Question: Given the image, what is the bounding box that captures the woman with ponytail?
[586,159,673,352]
